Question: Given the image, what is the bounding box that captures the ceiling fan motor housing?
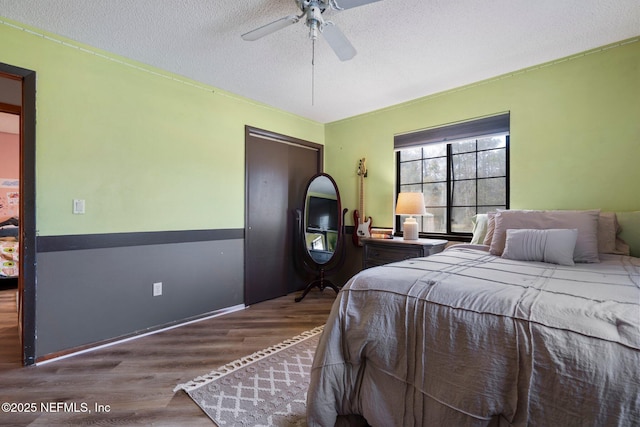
[298,0,328,11]
[305,2,326,39]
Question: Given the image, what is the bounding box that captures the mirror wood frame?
[294,173,347,302]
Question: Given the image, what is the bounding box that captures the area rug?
[174,325,324,426]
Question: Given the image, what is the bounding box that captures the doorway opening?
[0,108,20,364]
[1,63,37,366]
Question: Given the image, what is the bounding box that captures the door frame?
[0,63,37,366]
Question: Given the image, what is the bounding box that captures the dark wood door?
[245,128,321,305]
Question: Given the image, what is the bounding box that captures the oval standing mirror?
[305,174,339,264]
[294,173,347,302]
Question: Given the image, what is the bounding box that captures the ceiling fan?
[242,0,382,61]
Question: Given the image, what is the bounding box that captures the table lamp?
[395,192,427,240]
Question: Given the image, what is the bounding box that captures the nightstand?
[361,237,448,269]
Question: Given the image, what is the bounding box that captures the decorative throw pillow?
[502,229,578,266]
[489,209,600,263]
[470,214,489,244]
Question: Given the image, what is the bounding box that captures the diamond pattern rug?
[174,326,323,426]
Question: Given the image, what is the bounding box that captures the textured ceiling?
[1,0,639,123]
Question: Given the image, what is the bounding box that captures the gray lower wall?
[35,238,244,358]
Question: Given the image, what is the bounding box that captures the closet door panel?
[245,130,321,304]
[245,137,289,305]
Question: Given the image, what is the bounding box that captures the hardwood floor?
[0,286,336,426]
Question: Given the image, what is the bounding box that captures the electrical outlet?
[153,282,163,297]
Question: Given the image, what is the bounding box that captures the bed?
[307,210,640,426]
[0,217,19,280]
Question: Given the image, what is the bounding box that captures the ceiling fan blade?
[241,14,300,41]
[321,22,357,61]
[331,0,382,10]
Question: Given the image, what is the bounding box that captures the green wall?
[324,38,640,228]
[0,18,324,236]
[2,16,638,359]
[3,17,637,235]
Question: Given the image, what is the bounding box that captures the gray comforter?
[307,246,640,426]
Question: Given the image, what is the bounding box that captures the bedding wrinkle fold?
[307,247,640,426]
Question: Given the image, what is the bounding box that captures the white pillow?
[502,228,578,266]
[470,214,489,244]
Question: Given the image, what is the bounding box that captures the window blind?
[394,112,510,149]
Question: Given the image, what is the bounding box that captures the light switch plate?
[73,199,85,214]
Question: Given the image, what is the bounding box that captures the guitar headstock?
[357,158,368,177]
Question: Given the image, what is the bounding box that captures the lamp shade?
[395,192,427,216]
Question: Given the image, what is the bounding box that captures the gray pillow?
[502,228,578,266]
[489,209,600,263]
[597,212,619,254]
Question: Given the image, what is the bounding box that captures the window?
[395,113,510,238]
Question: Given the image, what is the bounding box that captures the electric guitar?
[353,158,372,246]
